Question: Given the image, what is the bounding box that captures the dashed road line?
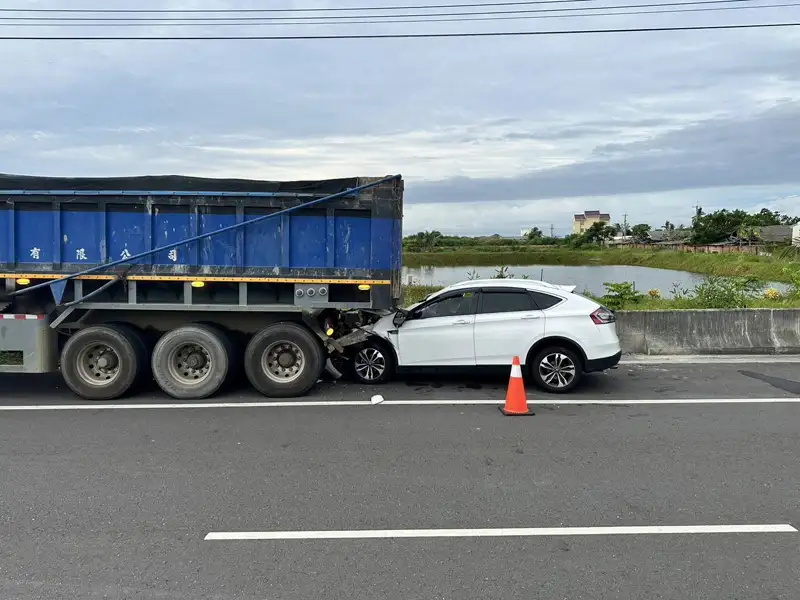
[204,524,798,541]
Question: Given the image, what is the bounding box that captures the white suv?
[348,278,621,393]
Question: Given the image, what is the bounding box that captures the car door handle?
[453,319,470,325]
[521,314,541,320]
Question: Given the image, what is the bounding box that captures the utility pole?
[550,224,554,238]
[622,213,629,235]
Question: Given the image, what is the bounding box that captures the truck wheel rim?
[76,344,121,387]
[539,352,576,388]
[263,341,305,384]
[167,343,212,385]
[354,348,386,381]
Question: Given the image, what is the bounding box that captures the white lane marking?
[1,398,800,411]
[621,355,800,365]
[205,524,798,541]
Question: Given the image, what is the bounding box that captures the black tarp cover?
[0,173,361,195]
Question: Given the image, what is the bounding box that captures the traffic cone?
[500,356,534,416]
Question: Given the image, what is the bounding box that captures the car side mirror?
[393,311,407,327]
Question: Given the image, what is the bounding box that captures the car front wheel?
[350,342,395,384]
[530,346,583,393]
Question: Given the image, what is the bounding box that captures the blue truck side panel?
[1,196,400,276]
[289,214,326,269]
[243,208,281,269]
[108,207,148,266]
[0,204,9,265]
[335,214,372,269]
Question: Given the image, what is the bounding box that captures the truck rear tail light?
[590,307,616,325]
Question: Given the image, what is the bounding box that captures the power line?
[0,0,765,21]
[0,22,797,39]
[0,0,689,13]
[4,3,796,27]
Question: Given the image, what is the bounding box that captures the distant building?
[793,224,800,246]
[572,210,610,235]
[755,225,793,243]
[649,228,692,243]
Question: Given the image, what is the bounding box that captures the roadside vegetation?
[403,267,800,311]
[405,248,799,282]
[594,275,800,310]
[403,208,800,282]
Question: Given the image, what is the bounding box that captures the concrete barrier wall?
[615,309,800,355]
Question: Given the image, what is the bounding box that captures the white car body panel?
[391,314,476,366]
[539,292,621,362]
[371,278,621,370]
[473,307,546,365]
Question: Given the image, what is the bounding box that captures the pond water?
[402,264,786,298]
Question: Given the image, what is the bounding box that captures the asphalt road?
[1,362,799,599]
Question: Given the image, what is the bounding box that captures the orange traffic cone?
[500,356,534,416]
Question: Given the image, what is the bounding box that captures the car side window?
[415,291,475,320]
[529,291,563,310]
[478,291,534,314]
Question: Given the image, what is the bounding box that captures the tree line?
[403,208,799,251]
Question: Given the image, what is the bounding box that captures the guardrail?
[616,309,800,355]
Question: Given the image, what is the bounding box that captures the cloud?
[410,100,800,204]
[403,185,800,237]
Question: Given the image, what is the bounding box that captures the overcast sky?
[1,0,799,235]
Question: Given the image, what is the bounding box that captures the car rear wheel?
[530,346,582,394]
[350,341,395,384]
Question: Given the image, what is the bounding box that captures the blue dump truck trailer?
[0,173,403,400]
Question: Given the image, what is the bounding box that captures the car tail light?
[590,306,616,325]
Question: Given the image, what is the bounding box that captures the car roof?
[442,278,575,294]
[419,278,598,309]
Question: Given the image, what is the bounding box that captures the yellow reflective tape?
[0,273,391,285]
[1,273,115,281]
[126,276,390,284]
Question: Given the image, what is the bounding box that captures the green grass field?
[404,247,798,282]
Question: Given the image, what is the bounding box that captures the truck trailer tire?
[110,323,151,392]
[244,322,324,398]
[151,324,231,400]
[197,322,243,390]
[61,325,145,401]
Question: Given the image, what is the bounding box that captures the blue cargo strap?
[10,174,401,298]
